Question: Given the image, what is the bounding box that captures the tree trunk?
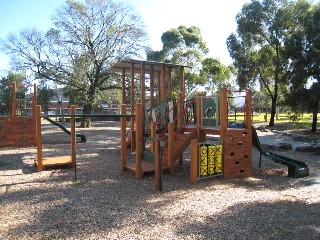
[268,96,276,126]
[81,103,92,128]
[311,102,319,132]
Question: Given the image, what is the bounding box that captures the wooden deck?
[35,156,73,171]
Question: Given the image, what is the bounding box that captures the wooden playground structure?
[1,59,253,191]
[0,83,37,147]
[34,105,76,171]
[112,59,253,190]
[0,82,76,171]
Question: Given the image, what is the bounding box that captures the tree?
[0,72,26,115]
[285,0,320,132]
[147,25,209,96]
[227,0,293,126]
[1,0,147,127]
[200,58,235,95]
[37,81,58,114]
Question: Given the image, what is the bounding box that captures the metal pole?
[159,140,166,191]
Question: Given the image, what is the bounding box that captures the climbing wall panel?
[223,128,252,179]
[0,116,36,147]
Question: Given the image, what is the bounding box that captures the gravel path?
[0,121,319,239]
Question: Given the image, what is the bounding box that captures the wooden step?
[34,156,73,171]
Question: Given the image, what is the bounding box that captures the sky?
[0,0,250,76]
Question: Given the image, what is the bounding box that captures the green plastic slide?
[252,126,309,178]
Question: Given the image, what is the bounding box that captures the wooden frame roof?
[111,58,189,73]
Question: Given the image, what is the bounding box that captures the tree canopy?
[147,25,234,96]
[285,0,320,131]
[1,0,147,127]
[227,0,293,126]
[0,72,27,115]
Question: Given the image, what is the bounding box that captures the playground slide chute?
[43,116,86,143]
[252,126,309,178]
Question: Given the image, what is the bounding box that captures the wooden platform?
[35,156,73,171]
[125,160,170,175]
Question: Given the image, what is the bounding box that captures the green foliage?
[200,58,234,94]
[227,0,293,126]
[147,25,209,96]
[1,0,147,127]
[0,72,26,115]
[285,0,320,132]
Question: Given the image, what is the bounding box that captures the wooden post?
[190,139,198,183]
[157,73,161,103]
[140,62,145,138]
[135,103,143,179]
[36,105,43,171]
[160,64,165,102]
[220,88,228,178]
[154,138,161,191]
[121,68,126,104]
[177,92,184,129]
[168,122,174,175]
[140,62,145,105]
[150,65,154,108]
[196,94,202,141]
[32,84,37,117]
[120,104,127,171]
[245,90,252,128]
[220,88,228,139]
[168,66,172,100]
[130,63,135,151]
[12,82,17,116]
[150,121,156,152]
[179,67,184,97]
[70,105,76,167]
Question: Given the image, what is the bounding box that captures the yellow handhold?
[207,145,215,156]
[215,155,222,164]
[208,165,215,175]
[208,155,215,165]
[200,165,208,176]
[215,145,222,155]
[200,156,207,166]
[215,164,222,173]
[200,146,207,157]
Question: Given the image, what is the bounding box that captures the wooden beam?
[135,103,143,179]
[140,62,145,105]
[150,65,154,108]
[157,73,161,103]
[168,122,174,175]
[168,66,172,100]
[121,68,126,104]
[130,62,135,151]
[70,105,76,167]
[36,105,42,171]
[120,104,127,171]
[160,64,165,102]
[32,84,37,117]
[245,90,252,128]
[150,121,156,152]
[179,67,185,98]
[154,138,161,191]
[177,92,183,129]
[220,88,228,132]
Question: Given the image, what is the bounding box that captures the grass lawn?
[228,112,319,138]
